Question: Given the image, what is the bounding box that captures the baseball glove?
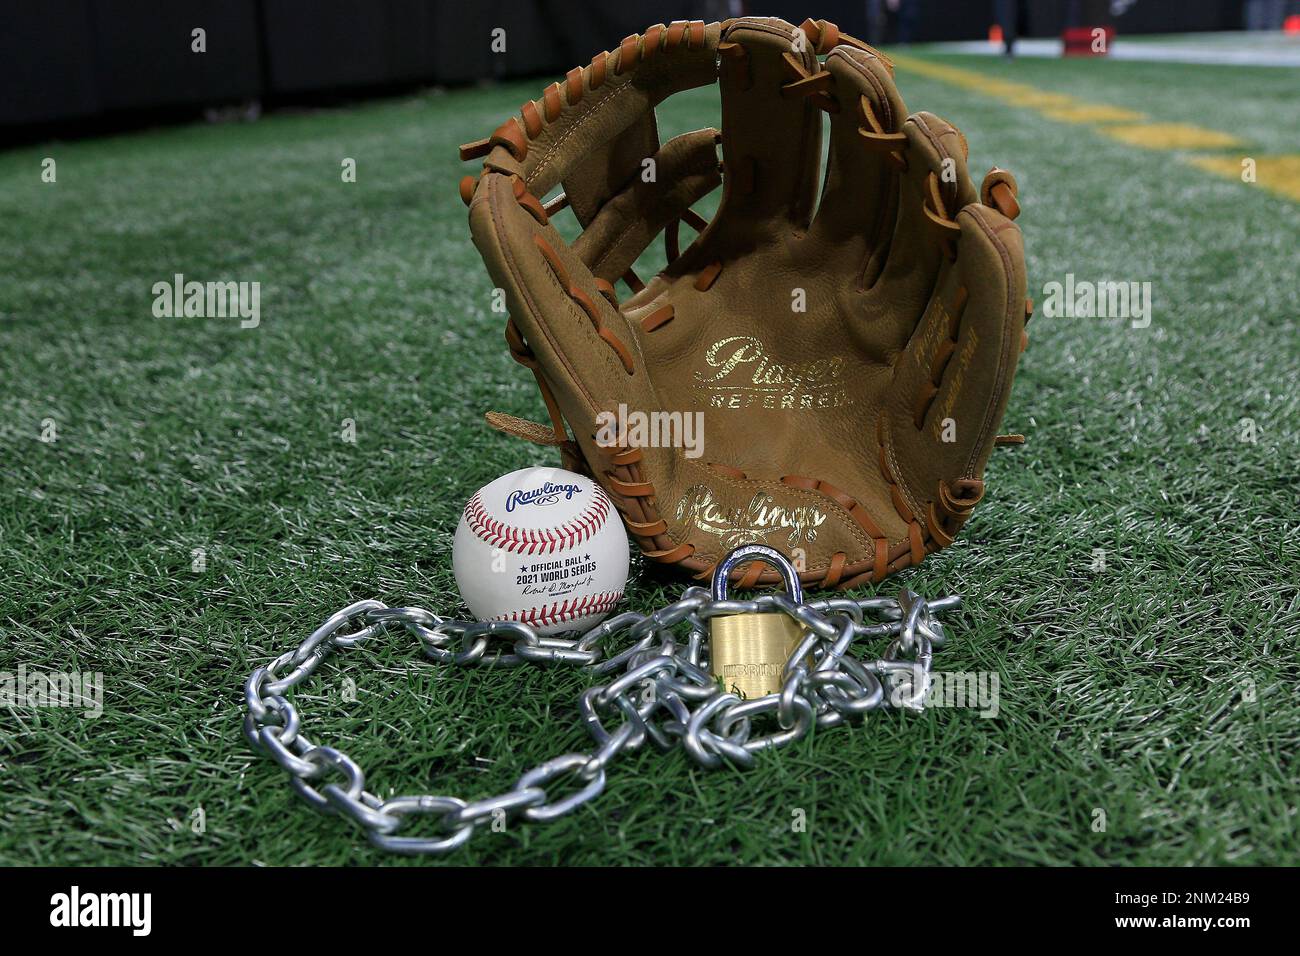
[458,16,1028,589]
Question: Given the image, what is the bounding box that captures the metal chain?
[242,585,961,855]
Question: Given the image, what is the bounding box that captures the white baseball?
[453,467,629,636]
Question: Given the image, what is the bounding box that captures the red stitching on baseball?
[490,591,623,627]
[463,487,613,554]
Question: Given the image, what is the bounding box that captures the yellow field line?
[889,53,1298,203]
[1185,154,1300,202]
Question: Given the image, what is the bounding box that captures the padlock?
[708,544,805,699]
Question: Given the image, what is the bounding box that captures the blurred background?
[6,0,1298,144]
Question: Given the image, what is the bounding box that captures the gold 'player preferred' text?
[693,336,852,410]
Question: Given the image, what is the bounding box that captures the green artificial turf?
[1,48,1297,866]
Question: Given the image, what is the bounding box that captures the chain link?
[242,585,961,855]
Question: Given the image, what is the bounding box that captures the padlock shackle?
[711,544,804,604]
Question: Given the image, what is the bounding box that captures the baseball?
[453,467,629,636]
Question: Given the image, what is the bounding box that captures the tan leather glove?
[459,16,1029,589]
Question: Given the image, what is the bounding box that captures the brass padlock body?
[710,612,803,700]
[708,543,806,699]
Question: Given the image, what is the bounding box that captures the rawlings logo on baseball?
[505,481,582,511]
[453,467,630,636]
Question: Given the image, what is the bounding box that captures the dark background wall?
[0,0,1259,135]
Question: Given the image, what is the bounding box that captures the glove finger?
[712,17,823,236]
[857,112,979,359]
[571,129,722,286]
[460,21,719,207]
[468,171,659,446]
[806,46,908,286]
[881,201,1027,552]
